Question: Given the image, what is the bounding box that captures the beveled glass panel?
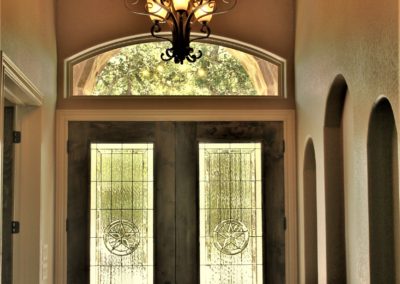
[199,143,263,284]
[90,143,154,284]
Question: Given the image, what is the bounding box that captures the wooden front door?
[67,121,285,284]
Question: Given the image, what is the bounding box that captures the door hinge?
[282,140,285,154]
[11,221,20,234]
[66,219,69,232]
[13,131,21,144]
[283,216,287,231]
[67,140,71,154]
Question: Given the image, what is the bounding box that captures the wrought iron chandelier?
[125,0,237,64]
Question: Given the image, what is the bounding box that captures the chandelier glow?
[124,0,237,64]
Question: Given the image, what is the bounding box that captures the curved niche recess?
[323,75,348,283]
[367,98,399,283]
[303,139,318,283]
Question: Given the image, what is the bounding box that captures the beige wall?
[1,0,294,282]
[55,0,295,109]
[296,0,399,282]
[3,0,398,282]
[1,0,57,283]
[2,0,57,94]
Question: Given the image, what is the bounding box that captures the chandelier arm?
[187,0,237,25]
[162,1,181,29]
[143,2,169,20]
[155,0,180,28]
[195,50,203,59]
[124,0,237,64]
[185,12,194,46]
[207,0,237,17]
[125,0,155,16]
[189,23,211,43]
[124,0,175,22]
[131,10,165,20]
[167,13,180,35]
[161,53,174,61]
[151,0,173,11]
[186,56,196,63]
[125,6,163,18]
[186,49,203,62]
[186,5,198,24]
[159,0,172,7]
[166,48,174,57]
[187,1,213,24]
[192,0,205,6]
[151,23,173,44]
[124,0,140,10]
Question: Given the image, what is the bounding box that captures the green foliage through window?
[92,42,257,96]
[72,41,281,97]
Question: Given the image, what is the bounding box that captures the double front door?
[67,122,285,284]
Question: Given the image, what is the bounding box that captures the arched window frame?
[63,34,287,99]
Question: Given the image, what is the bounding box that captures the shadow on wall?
[367,98,399,283]
[303,138,318,283]
[324,75,348,283]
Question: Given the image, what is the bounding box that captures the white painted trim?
[55,109,298,284]
[2,54,43,106]
[0,52,44,283]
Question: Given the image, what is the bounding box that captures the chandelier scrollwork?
[124,0,237,64]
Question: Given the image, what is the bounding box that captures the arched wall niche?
[303,138,318,284]
[323,74,348,282]
[367,97,399,283]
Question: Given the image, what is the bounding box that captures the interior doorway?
[67,121,286,284]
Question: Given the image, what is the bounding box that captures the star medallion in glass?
[199,143,263,284]
[90,143,154,283]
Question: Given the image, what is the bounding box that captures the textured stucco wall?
[296,0,399,282]
[2,0,57,95]
[55,0,295,109]
[1,0,57,283]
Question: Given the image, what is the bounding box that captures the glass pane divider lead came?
[90,143,154,284]
[199,143,263,284]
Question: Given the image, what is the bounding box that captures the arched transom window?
[71,41,283,97]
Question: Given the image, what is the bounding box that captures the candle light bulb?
[173,0,190,11]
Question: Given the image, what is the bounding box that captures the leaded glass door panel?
[68,122,175,284]
[199,143,263,283]
[67,121,285,284]
[196,122,285,284]
[90,143,154,282]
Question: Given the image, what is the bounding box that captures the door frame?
[0,52,44,283]
[55,109,297,284]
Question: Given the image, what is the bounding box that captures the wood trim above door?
[55,109,298,284]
